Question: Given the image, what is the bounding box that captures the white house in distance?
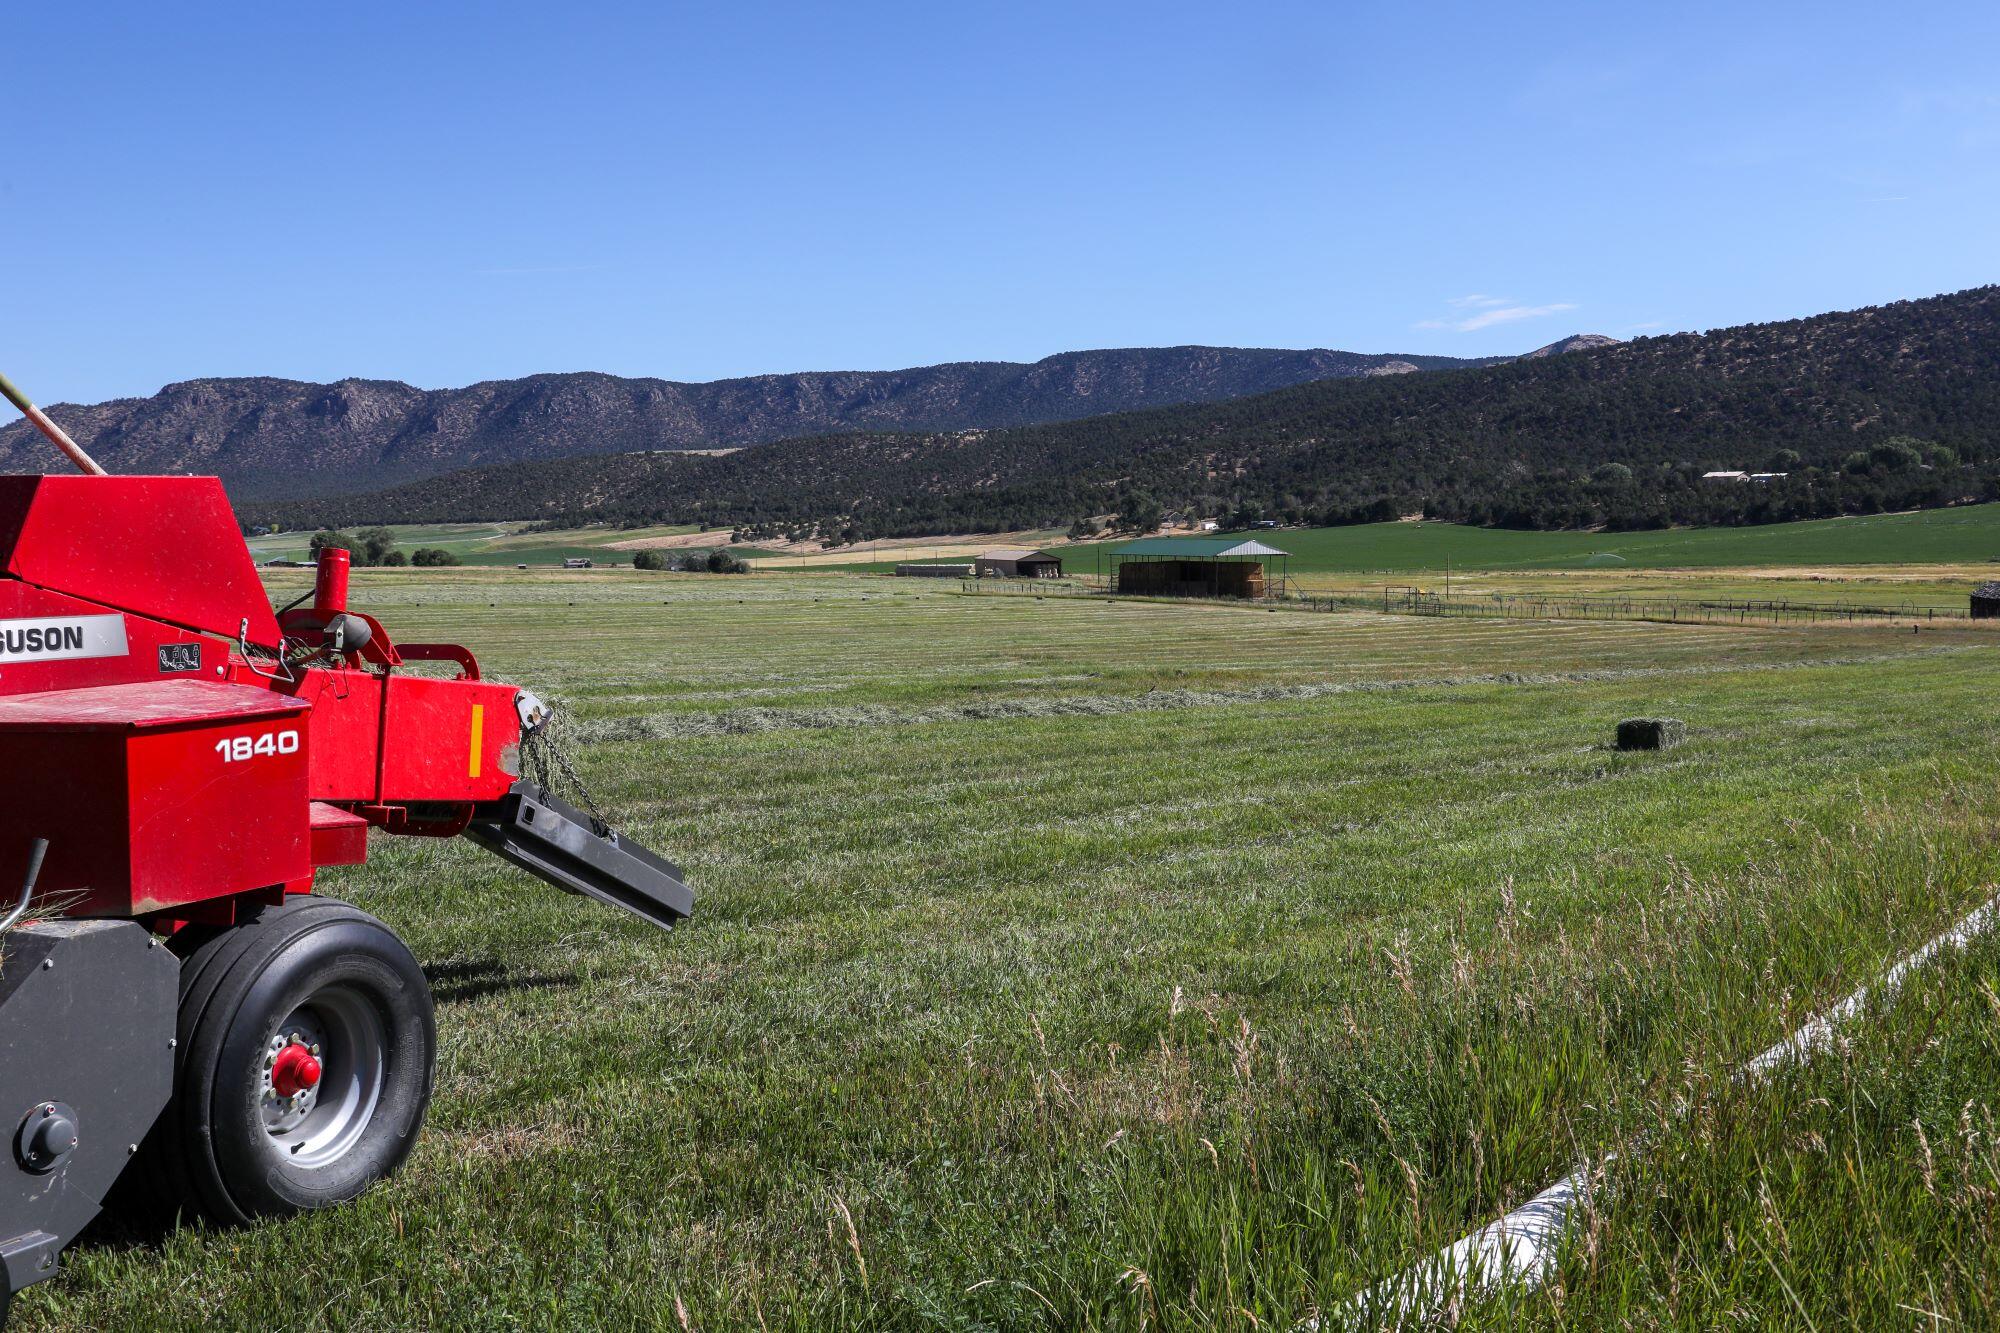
[1702,470,1789,483]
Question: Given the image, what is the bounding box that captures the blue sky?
[6,1,1997,405]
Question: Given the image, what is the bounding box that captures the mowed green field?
[26,572,2000,1330]
[245,522,772,568]
[1060,502,2000,574]
[252,500,2000,580]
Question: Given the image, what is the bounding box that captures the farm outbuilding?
[1971,582,2000,618]
[975,548,1063,579]
[1109,536,1290,599]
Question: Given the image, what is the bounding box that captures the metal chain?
[520,703,610,833]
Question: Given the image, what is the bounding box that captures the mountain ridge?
[244,286,2000,537]
[0,344,1524,499]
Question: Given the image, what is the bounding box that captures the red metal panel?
[273,668,522,806]
[0,729,130,915]
[0,678,301,729]
[124,710,311,913]
[281,667,384,802]
[0,475,281,649]
[0,580,222,696]
[377,673,522,804]
[309,801,369,866]
[0,681,310,916]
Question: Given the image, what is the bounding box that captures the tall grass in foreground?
[1511,937,2000,1329]
[1054,781,2000,1329]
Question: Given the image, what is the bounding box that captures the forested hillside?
[0,346,1500,499]
[251,286,2000,538]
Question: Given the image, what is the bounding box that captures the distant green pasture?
[246,521,769,567]
[1062,503,2000,573]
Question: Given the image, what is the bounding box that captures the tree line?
[308,528,461,566]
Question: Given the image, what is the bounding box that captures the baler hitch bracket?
[464,782,694,932]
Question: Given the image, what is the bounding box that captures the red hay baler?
[0,380,691,1313]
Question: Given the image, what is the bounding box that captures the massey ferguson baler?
[0,377,691,1312]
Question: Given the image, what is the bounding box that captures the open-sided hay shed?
[1109,536,1289,599]
[1972,582,2000,618]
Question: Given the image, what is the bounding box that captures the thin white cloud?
[1418,297,1578,333]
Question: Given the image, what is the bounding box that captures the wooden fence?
[1335,588,1968,626]
[947,577,1973,628]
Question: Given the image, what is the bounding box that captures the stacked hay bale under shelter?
[1109,536,1290,599]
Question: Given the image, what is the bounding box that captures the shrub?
[309,529,355,560]
[632,550,666,571]
[311,526,408,566]
[1869,439,1924,472]
[666,548,750,573]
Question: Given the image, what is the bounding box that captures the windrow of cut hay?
[578,648,1981,743]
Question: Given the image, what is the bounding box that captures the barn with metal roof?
[1109,536,1290,598]
[975,548,1064,578]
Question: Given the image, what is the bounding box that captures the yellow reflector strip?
[469,704,485,777]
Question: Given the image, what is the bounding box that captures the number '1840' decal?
[215,730,300,762]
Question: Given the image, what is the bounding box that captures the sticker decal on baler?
[0,614,127,663]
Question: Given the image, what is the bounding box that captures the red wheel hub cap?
[271,1043,322,1097]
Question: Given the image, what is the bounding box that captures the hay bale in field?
[1616,717,1686,751]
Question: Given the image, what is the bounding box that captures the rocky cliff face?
[0,345,1499,499]
[1520,334,1621,358]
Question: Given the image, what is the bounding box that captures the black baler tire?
[164,897,435,1224]
[133,899,346,1220]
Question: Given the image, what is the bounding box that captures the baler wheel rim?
[257,987,387,1167]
